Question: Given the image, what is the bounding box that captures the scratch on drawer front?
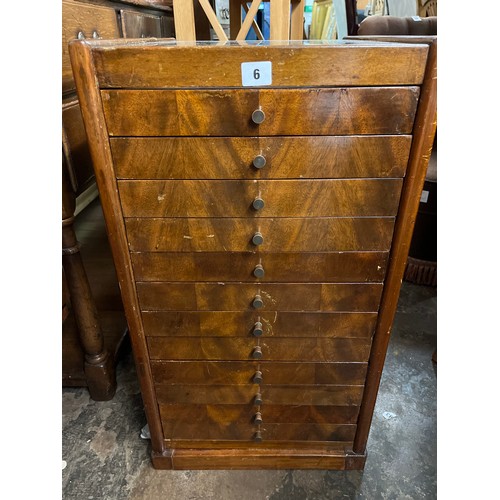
[128,67,136,85]
[183,235,192,239]
[207,235,215,238]
[260,318,273,335]
[262,317,272,335]
[157,194,165,201]
[260,290,277,304]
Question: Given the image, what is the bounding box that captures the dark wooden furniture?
[70,39,436,467]
[62,0,174,399]
[347,32,438,289]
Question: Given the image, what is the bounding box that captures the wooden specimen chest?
[70,39,436,469]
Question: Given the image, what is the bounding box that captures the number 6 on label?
[241,61,272,86]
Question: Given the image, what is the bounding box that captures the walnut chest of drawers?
[70,38,436,469]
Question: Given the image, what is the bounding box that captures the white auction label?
[241,61,272,86]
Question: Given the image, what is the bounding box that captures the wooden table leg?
[62,163,116,401]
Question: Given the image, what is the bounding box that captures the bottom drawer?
[159,404,358,442]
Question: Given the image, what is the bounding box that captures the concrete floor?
[62,281,436,499]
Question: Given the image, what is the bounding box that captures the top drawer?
[101,87,420,137]
[63,0,120,94]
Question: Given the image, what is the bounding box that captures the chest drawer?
[102,88,419,137]
[142,312,377,338]
[136,282,383,312]
[125,217,396,252]
[151,361,368,386]
[131,252,388,282]
[63,1,119,94]
[155,384,364,406]
[118,179,403,218]
[161,418,356,443]
[159,404,359,443]
[111,136,412,180]
[147,337,372,362]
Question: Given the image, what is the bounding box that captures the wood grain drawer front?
[137,283,383,312]
[147,337,372,362]
[142,311,377,338]
[125,217,396,252]
[155,384,364,406]
[151,361,368,386]
[111,136,412,179]
[159,403,357,442]
[160,404,360,430]
[62,1,119,93]
[131,252,388,282]
[120,10,162,38]
[118,180,403,218]
[162,418,356,443]
[101,88,420,136]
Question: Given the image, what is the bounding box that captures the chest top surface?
[71,38,429,89]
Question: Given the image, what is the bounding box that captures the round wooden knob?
[252,346,262,359]
[252,295,263,309]
[253,370,263,384]
[252,232,264,246]
[253,431,263,442]
[254,393,263,405]
[253,264,265,278]
[253,155,266,169]
[251,108,265,124]
[252,196,265,210]
[252,321,263,337]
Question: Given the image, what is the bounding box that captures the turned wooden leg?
[62,164,116,401]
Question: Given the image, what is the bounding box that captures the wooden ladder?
[172,0,305,41]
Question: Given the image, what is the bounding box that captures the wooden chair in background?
[371,0,386,15]
[418,0,437,17]
[172,0,305,41]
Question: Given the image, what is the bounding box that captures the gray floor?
[62,281,436,499]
